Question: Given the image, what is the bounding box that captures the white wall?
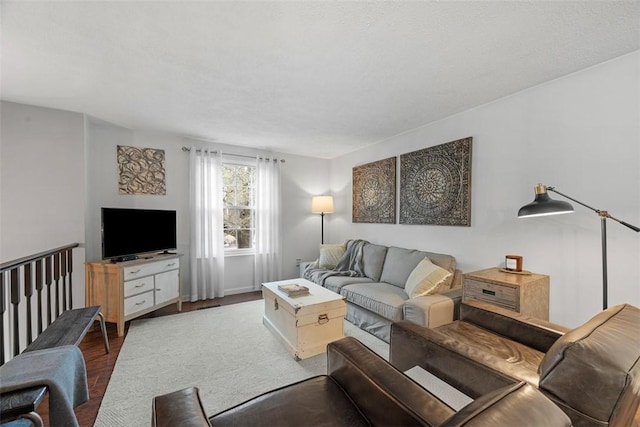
[1,102,86,260]
[85,119,329,297]
[0,101,86,303]
[0,102,87,358]
[328,52,640,327]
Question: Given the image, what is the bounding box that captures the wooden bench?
[0,305,109,426]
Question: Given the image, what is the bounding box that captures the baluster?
[35,259,43,334]
[10,268,20,357]
[45,256,53,326]
[23,263,33,345]
[67,249,74,309]
[0,244,79,363]
[1,272,6,365]
[61,250,68,311]
[54,253,60,318]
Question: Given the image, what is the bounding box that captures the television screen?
[101,208,177,260]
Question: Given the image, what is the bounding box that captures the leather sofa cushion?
[362,243,388,281]
[460,300,568,353]
[538,303,640,424]
[435,321,544,385]
[341,283,407,321]
[441,382,571,427]
[152,387,211,427]
[209,376,369,427]
[323,276,373,294]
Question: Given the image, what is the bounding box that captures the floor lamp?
[311,196,334,244]
[518,183,640,310]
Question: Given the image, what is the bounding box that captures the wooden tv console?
[85,253,182,337]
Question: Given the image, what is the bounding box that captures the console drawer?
[124,276,154,298]
[123,258,180,279]
[124,291,154,317]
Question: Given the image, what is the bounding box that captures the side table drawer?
[463,279,519,311]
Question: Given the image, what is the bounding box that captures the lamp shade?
[518,184,574,218]
[311,196,335,214]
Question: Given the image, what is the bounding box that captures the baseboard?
[181,287,260,302]
[225,286,259,296]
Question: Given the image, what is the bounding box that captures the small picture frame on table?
[505,255,523,272]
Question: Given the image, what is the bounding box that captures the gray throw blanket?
[304,239,368,286]
[0,345,89,427]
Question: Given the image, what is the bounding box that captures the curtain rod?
[181,146,285,163]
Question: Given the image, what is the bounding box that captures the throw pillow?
[319,243,346,269]
[404,257,453,298]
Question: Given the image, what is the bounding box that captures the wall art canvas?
[117,145,166,195]
[399,137,472,226]
[352,156,396,223]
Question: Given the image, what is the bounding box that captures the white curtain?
[189,148,225,300]
[254,156,282,288]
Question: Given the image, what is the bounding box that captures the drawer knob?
[274,298,279,311]
[129,269,141,274]
[135,300,146,306]
[135,283,146,288]
[166,262,176,267]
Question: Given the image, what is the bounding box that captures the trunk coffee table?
[262,278,347,360]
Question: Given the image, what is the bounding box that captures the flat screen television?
[101,207,177,261]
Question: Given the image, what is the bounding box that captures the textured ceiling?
[2,1,639,159]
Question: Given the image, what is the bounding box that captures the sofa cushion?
[538,303,640,424]
[426,252,457,275]
[441,382,571,427]
[209,376,369,427]
[362,243,388,281]
[341,283,407,321]
[434,321,545,385]
[153,387,212,427]
[324,276,374,294]
[379,247,432,288]
[319,243,346,269]
[404,257,452,298]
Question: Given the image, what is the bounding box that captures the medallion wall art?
[399,137,472,226]
[352,156,396,223]
[117,145,166,195]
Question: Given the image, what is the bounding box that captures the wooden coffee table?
[262,278,346,360]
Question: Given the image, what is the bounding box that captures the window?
[223,163,255,250]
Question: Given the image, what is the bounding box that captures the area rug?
[94,299,388,426]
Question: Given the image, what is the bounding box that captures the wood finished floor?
[36,291,263,427]
[33,292,640,426]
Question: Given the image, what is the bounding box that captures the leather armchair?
[390,300,640,427]
[152,336,570,426]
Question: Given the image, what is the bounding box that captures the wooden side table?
[463,268,549,320]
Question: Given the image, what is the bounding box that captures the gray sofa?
[304,240,462,342]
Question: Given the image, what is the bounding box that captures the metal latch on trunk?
[318,314,329,324]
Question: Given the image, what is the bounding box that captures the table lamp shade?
[312,196,335,214]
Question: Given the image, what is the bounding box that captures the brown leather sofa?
[152,336,570,426]
[390,300,640,427]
